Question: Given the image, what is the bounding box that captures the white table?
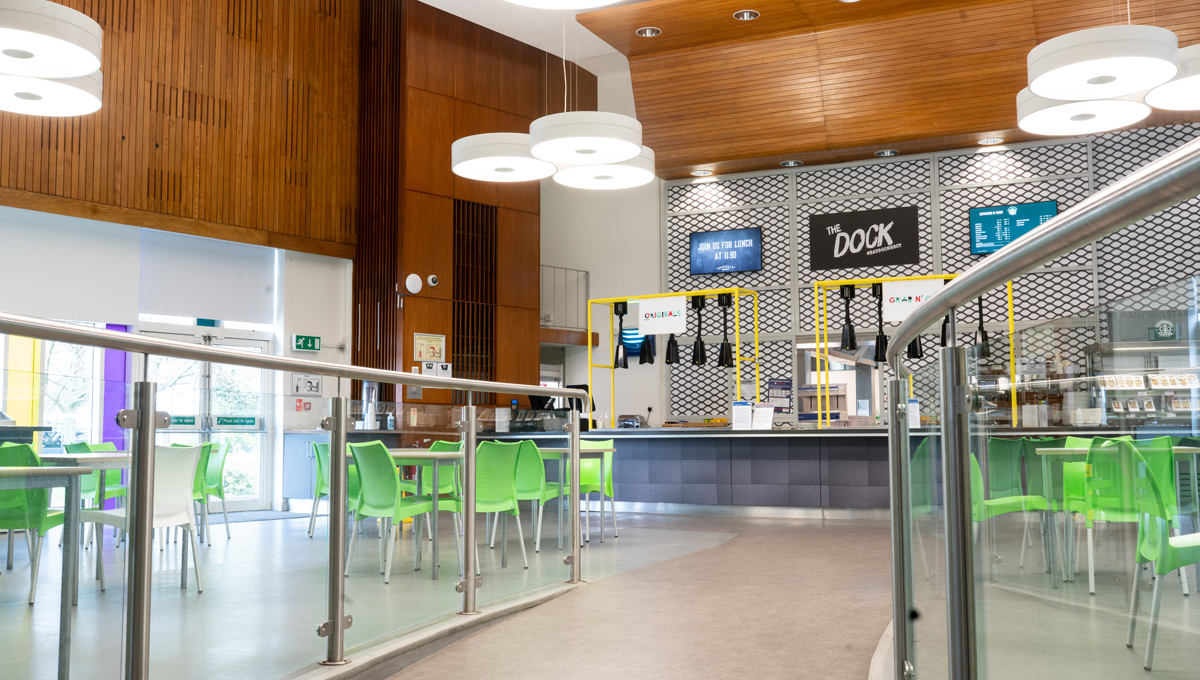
[388,449,463,580]
[539,447,615,546]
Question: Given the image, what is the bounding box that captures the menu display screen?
[689,227,763,275]
[970,201,1058,254]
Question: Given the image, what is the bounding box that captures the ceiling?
[578,0,1200,178]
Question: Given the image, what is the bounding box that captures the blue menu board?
[970,201,1057,254]
[689,227,763,275]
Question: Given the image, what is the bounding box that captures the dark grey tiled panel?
[733,483,790,506]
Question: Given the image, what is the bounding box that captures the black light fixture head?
[640,335,655,365]
[691,338,706,365]
[906,336,924,360]
[839,284,857,352]
[940,315,950,348]
[665,333,680,364]
[613,300,628,317]
[874,332,888,363]
[614,341,628,369]
[690,295,707,365]
[871,283,887,363]
[717,293,733,308]
[614,301,629,369]
[717,292,735,368]
[975,297,991,358]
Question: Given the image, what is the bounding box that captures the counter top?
[484,427,890,439]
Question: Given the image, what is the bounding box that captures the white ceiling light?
[530,111,642,166]
[1028,25,1178,101]
[0,0,102,79]
[451,133,557,183]
[1017,87,1150,136]
[691,169,714,176]
[0,70,101,116]
[554,146,656,190]
[977,137,1005,145]
[1146,44,1200,111]
[501,0,624,9]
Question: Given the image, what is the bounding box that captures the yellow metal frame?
[588,288,761,420]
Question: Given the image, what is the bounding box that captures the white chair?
[82,445,205,593]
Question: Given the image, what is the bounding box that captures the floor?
[0,503,733,680]
[389,515,896,680]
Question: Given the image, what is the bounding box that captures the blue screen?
[689,227,763,275]
[970,201,1058,254]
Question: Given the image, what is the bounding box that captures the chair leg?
[97,528,107,592]
[515,512,528,569]
[181,529,190,590]
[384,523,398,584]
[535,503,545,553]
[586,492,591,543]
[203,502,211,547]
[308,494,320,537]
[221,495,231,539]
[1087,527,1096,595]
[6,528,14,569]
[413,515,423,571]
[453,513,463,578]
[914,519,932,579]
[189,528,204,593]
[609,491,618,537]
[28,530,44,604]
[501,512,508,568]
[485,513,492,548]
[344,512,358,577]
[1175,527,1190,596]
[1144,573,1164,670]
[1019,516,1029,569]
[379,519,387,574]
[490,512,499,548]
[1127,568,1144,647]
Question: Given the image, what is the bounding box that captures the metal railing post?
[887,377,916,680]
[120,382,163,680]
[318,397,351,665]
[459,404,480,614]
[568,410,582,583]
[939,345,978,680]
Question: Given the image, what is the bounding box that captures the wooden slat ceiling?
[579,0,1200,179]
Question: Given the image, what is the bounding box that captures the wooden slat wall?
[0,0,359,257]
[581,0,1200,178]
[352,0,598,404]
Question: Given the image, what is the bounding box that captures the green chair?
[396,440,465,575]
[1135,436,1190,595]
[476,441,527,568]
[89,441,127,507]
[61,442,98,549]
[0,443,64,603]
[1105,438,1200,670]
[307,442,361,539]
[204,442,233,539]
[909,437,937,579]
[575,439,616,543]
[972,438,1050,570]
[512,440,564,552]
[180,443,213,544]
[346,441,434,582]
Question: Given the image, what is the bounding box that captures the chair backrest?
[205,442,230,487]
[1134,436,1179,518]
[64,441,92,454]
[475,441,521,509]
[348,441,399,518]
[0,444,48,529]
[1084,437,1147,520]
[969,454,984,521]
[514,440,545,496]
[90,441,123,488]
[1022,437,1067,502]
[313,442,330,496]
[173,442,212,499]
[983,438,1025,499]
[152,445,203,523]
[580,439,615,494]
[91,442,118,452]
[910,437,936,510]
[424,440,463,494]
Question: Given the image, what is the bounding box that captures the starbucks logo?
[1156,320,1176,337]
[1007,206,1018,216]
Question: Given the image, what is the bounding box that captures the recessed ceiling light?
[838,0,861,3]
[733,10,760,21]
[635,26,661,38]
[779,160,803,167]
[691,169,714,177]
[875,149,899,157]
[978,137,1004,145]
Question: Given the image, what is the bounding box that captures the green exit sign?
[215,416,258,428]
[292,334,321,352]
[170,416,197,427]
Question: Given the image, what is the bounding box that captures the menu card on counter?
[732,401,753,430]
[752,403,775,430]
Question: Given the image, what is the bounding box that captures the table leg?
[599,458,605,544]
[59,473,81,680]
[414,466,422,571]
[1043,454,1058,589]
[558,453,564,551]
[1190,453,1199,534]
[431,463,439,581]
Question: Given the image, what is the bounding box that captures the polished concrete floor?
[389,515,895,680]
[0,504,732,680]
[910,513,1200,679]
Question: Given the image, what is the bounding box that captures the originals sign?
[809,206,920,271]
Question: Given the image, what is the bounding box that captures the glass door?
[143,327,271,510]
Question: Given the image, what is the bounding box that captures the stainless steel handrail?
[887,135,1200,376]
[0,308,587,401]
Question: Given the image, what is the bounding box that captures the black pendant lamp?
[717,293,735,368]
[613,301,629,369]
[690,295,707,365]
[940,314,951,348]
[975,297,991,358]
[907,336,925,360]
[665,334,681,365]
[640,334,656,365]
[839,285,857,352]
[871,283,888,363]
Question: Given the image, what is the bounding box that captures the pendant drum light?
[554,146,655,190]
[1146,45,1200,111]
[941,315,951,348]
[1027,25,1178,101]
[530,111,642,166]
[0,70,100,116]
[716,293,734,368]
[1017,87,1151,136]
[451,133,557,183]
[975,297,991,358]
[838,285,857,352]
[690,295,707,366]
[0,0,102,79]
[871,283,888,363]
[665,334,681,365]
[613,301,629,369]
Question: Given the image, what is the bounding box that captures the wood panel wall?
[354,0,597,405]
[0,0,359,257]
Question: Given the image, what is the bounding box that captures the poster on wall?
[808,206,920,271]
[639,296,687,335]
[413,333,446,361]
[689,227,763,275]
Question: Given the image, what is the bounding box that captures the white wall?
[598,71,636,119]
[540,177,665,424]
[140,230,277,324]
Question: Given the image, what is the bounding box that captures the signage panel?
[882,279,945,324]
[689,228,762,275]
[809,206,920,271]
[413,333,446,361]
[970,201,1058,255]
[215,416,258,429]
[638,296,687,335]
[292,334,321,352]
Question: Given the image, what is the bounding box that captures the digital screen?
[970,201,1058,254]
[689,227,763,275]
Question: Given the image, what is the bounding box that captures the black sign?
[809,206,920,271]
